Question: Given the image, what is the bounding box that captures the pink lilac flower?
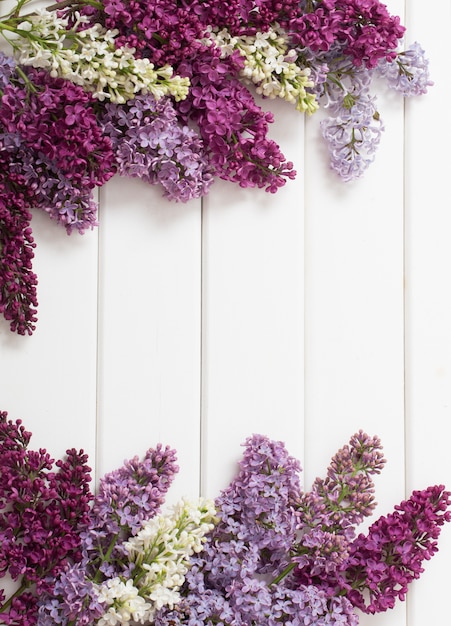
[376,42,433,96]
[0,412,93,626]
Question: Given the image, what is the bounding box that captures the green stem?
[269,561,296,586]
[0,579,30,613]
[93,533,120,584]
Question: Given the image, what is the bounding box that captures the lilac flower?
[0,190,37,336]
[377,42,433,96]
[0,52,15,90]
[0,68,116,191]
[320,91,384,181]
[37,564,105,626]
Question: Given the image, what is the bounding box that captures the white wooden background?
[1,1,450,624]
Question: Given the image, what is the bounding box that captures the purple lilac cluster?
[0,68,115,196]
[99,0,208,66]
[0,61,116,333]
[294,431,386,587]
[99,93,214,202]
[190,0,301,35]
[155,434,359,626]
[37,444,179,624]
[0,411,93,626]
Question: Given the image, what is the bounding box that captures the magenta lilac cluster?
[0,412,92,626]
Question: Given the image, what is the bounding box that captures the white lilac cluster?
[95,498,217,626]
[14,9,189,103]
[208,26,319,113]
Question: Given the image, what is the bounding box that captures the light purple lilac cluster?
[99,94,214,202]
[154,431,451,626]
[0,411,93,626]
[376,42,433,96]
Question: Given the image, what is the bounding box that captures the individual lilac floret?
[336,485,451,613]
[320,92,384,181]
[377,42,433,96]
[0,52,15,90]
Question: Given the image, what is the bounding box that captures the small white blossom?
[96,578,152,626]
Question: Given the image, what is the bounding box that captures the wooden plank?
[303,1,407,624]
[0,210,98,460]
[404,1,451,624]
[200,96,305,498]
[96,176,202,502]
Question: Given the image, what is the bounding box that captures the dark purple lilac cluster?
[290,0,405,67]
[154,432,450,626]
[0,411,93,626]
[0,59,116,335]
[337,485,451,613]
